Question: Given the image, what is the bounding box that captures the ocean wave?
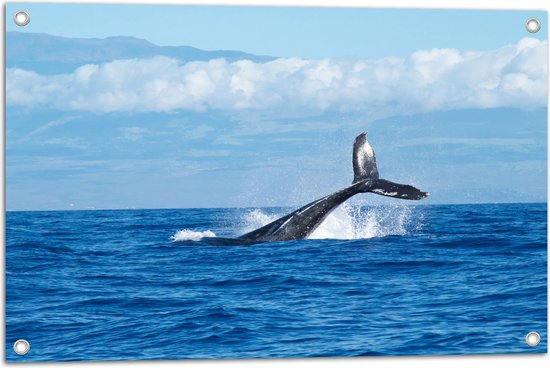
[171,229,216,242]
[6,204,547,361]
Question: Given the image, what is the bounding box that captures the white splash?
[309,203,415,239]
[239,203,419,240]
[240,209,280,233]
[171,229,216,242]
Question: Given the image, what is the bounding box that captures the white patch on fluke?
[171,229,216,241]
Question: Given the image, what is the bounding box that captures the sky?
[5,3,548,58]
[5,3,548,210]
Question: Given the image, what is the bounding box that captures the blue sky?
[6,3,547,58]
[5,4,548,210]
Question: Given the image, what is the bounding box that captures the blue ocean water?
[5,203,547,362]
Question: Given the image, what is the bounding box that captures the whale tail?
[352,132,428,200]
[238,131,427,242]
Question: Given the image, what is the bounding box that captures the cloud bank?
[7,38,547,114]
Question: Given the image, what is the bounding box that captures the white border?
[1,0,549,367]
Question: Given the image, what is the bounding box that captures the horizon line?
[5,201,548,213]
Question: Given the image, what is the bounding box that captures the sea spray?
[236,204,420,240]
[240,208,281,233]
[309,203,416,239]
[171,209,280,242]
[171,204,421,242]
[171,229,216,241]
[309,203,413,239]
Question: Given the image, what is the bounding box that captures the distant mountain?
[6,32,275,74]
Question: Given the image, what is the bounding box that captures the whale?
[237,132,428,243]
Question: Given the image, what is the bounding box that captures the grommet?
[525,331,541,346]
[14,339,30,355]
[14,11,30,26]
[525,18,541,33]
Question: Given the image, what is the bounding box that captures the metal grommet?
[14,11,30,26]
[14,339,30,355]
[525,18,541,33]
[525,331,541,346]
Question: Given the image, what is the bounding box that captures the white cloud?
[6,38,547,114]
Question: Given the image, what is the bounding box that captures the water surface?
[5,203,547,361]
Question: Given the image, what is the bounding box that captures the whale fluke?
[238,132,428,243]
[352,132,428,200]
[357,179,429,200]
[353,131,379,183]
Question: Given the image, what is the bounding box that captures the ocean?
[5,202,547,362]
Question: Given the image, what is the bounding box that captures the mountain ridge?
[7,31,275,74]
